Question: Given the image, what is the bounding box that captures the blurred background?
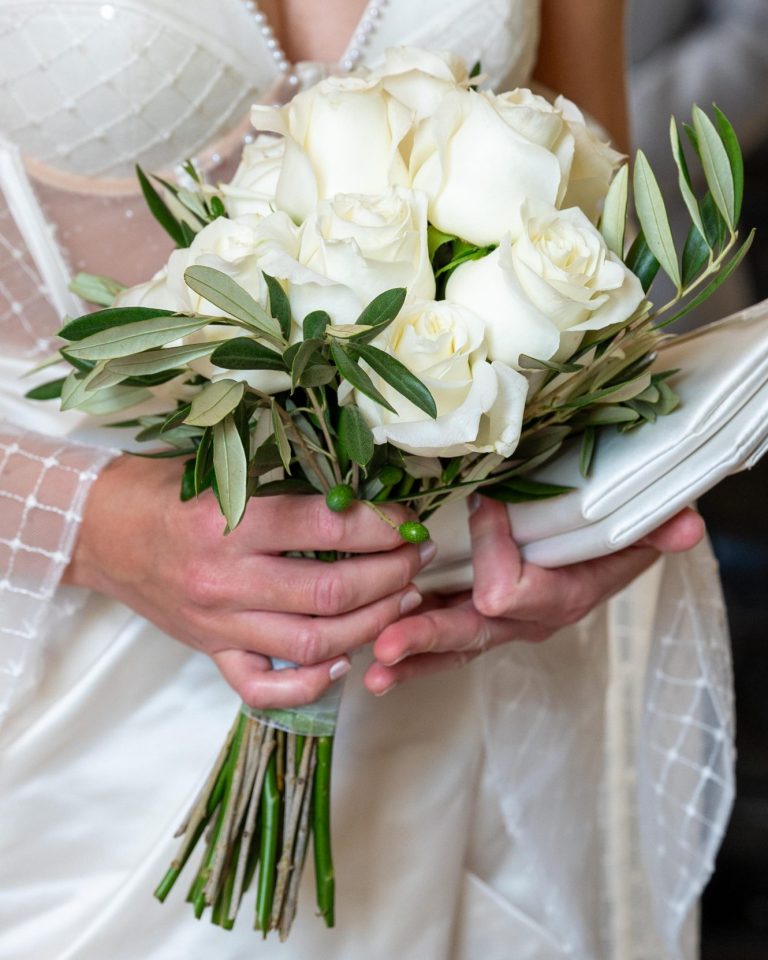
[627,2,768,956]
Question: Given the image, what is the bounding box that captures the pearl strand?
[239,0,389,80]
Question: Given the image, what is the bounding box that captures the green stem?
[255,751,280,934]
[313,736,335,928]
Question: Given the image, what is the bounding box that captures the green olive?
[398,520,430,543]
[325,483,355,512]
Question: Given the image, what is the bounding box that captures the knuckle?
[312,570,348,616]
[239,677,267,710]
[469,620,493,652]
[313,499,347,548]
[473,582,512,619]
[185,560,221,607]
[558,592,592,626]
[293,622,330,665]
[420,614,441,654]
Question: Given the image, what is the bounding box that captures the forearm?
[534,0,630,151]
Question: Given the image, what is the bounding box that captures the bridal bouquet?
[31,47,749,939]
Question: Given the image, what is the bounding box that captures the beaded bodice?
[0,0,540,358]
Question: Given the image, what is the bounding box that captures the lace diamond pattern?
[0,426,116,722]
[0,1,259,179]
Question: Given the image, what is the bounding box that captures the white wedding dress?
[0,1,735,958]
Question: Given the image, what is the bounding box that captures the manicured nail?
[400,589,422,615]
[375,681,398,697]
[418,540,437,564]
[468,493,481,515]
[329,660,351,681]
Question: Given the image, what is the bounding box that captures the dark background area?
[700,142,768,959]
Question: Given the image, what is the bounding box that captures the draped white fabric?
[0,1,734,957]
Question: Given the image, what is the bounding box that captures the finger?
[470,495,676,624]
[468,495,523,616]
[372,601,550,668]
[224,495,414,554]
[364,650,483,696]
[195,584,424,664]
[636,507,705,553]
[213,649,351,710]
[189,542,434,615]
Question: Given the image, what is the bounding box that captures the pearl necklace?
[240,0,389,84]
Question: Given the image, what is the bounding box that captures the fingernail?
[468,493,481,515]
[375,681,398,697]
[400,589,422,615]
[418,541,437,564]
[329,660,351,682]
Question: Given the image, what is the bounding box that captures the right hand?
[63,455,431,709]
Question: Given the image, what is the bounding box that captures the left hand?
[364,495,705,695]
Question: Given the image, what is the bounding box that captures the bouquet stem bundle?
[155,713,334,938]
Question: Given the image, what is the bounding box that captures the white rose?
[375,46,471,120]
[555,95,624,223]
[446,201,645,367]
[294,188,435,320]
[113,267,188,312]
[251,75,412,223]
[163,216,268,315]
[410,89,567,245]
[353,299,528,458]
[251,211,362,327]
[219,134,284,220]
[120,219,287,394]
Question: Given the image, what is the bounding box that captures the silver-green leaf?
[104,340,229,378]
[213,415,248,530]
[692,105,735,230]
[185,378,246,427]
[600,163,628,257]
[65,315,211,361]
[633,150,681,290]
[669,118,707,245]
[184,266,282,344]
[270,401,292,473]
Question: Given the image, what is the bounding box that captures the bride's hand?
[64,455,430,708]
[364,496,705,694]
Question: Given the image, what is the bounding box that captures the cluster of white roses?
[119,47,644,458]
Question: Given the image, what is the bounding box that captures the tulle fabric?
[0,1,733,957]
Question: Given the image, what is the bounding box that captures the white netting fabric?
[638,541,734,956]
[0,425,115,722]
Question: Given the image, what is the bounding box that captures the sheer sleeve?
[0,425,115,723]
[0,139,120,723]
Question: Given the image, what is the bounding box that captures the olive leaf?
[210,337,286,371]
[185,379,246,427]
[352,343,437,418]
[669,118,707,243]
[329,341,396,413]
[136,165,189,247]
[25,377,67,401]
[338,404,374,467]
[355,288,406,329]
[633,150,681,290]
[271,401,292,473]
[600,163,629,257]
[104,340,228,377]
[59,306,177,342]
[184,266,282,344]
[213,415,248,530]
[68,273,126,308]
[714,105,744,223]
[263,273,293,340]
[692,106,735,230]
[64,315,211,361]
